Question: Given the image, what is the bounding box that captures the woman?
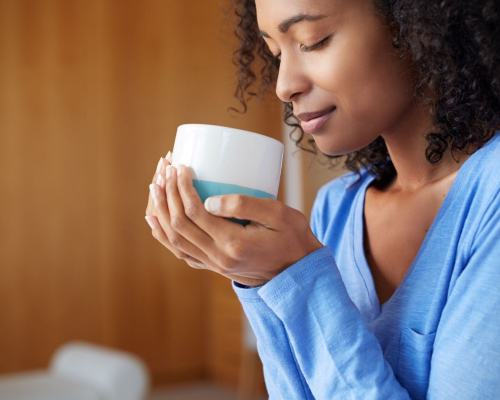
[145,0,500,398]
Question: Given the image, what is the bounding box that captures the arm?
[252,192,500,399]
[256,247,410,400]
[233,283,315,399]
[233,183,408,399]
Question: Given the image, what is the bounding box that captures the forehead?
[255,0,349,32]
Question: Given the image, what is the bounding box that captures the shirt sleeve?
[426,196,500,398]
[233,180,500,399]
[232,184,409,399]
[229,194,330,399]
[232,282,315,399]
[256,246,410,400]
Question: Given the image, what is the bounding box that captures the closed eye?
[300,36,331,52]
[269,35,332,65]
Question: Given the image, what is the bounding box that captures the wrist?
[238,278,269,288]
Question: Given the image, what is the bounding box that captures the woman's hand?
[145,153,170,220]
[144,155,324,288]
[145,152,209,270]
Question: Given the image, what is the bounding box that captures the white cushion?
[50,342,149,400]
[0,342,149,400]
[0,371,101,400]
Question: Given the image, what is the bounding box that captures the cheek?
[312,30,415,154]
[333,30,412,118]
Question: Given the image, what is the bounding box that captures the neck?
[382,101,471,193]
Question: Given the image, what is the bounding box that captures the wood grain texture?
[0,0,282,387]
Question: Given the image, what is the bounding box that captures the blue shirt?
[233,131,500,399]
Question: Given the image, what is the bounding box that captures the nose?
[275,55,311,103]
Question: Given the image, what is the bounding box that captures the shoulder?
[467,132,500,176]
[457,132,500,206]
[444,132,500,257]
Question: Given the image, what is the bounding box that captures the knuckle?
[277,201,289,219]
[291,208,307,226]
[213,253,231,271]
[184,203,201,220]
[167,232,182,248]
[233,195,246,211]
[299,211,309,225]
[170,216,184,232]
[226,238,246,259]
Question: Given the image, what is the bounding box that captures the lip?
[296,106,336,134]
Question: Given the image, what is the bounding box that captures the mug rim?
[178,123,283,148]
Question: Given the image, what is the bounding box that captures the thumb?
[204,196,223,214]
[204,194,278,226]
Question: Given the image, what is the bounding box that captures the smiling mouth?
[295,106,337,122]
[296,106,337,134]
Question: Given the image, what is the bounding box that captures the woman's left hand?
[145,163,324,287]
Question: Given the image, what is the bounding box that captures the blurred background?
[0,0,342,399]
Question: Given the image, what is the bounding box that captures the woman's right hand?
[145,152,200,262]
[145,152,206,268]
[144,152,267,287]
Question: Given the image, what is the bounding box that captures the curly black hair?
[230,0,500,183]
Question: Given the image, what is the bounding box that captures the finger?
[150,182,212,264]
[146,157,164,216]
[148,208,263,284]
[157,154,172,187]
[146,156,171,216]
[204,193,283,229]
[185,258,206,270]
[174,165,243,237]
[164,165,219,255]
[145,214,188,259]
[145,214,205,265]
[147,215,249,279]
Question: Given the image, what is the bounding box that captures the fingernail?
[166,151,172,162]
[166,166,172,179]
[145,216,156,229]
[150,184,158,198]
[156,158,163,173]
[177,165,183,176]
[156,174,164,187]
[205,197,221,213]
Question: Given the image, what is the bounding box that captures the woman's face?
[255,0,418,155]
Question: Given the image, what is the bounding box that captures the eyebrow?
[259,13,327,38]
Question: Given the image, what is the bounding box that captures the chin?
[313,131,378,157]
[314,140,364,158]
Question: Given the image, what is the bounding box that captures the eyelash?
[301,36,331,52]
[272,36,331,62]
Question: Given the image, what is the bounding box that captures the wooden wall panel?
[0,0,282,387]
[0,0,106,371]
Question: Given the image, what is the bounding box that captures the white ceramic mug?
[171,124,284,224]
